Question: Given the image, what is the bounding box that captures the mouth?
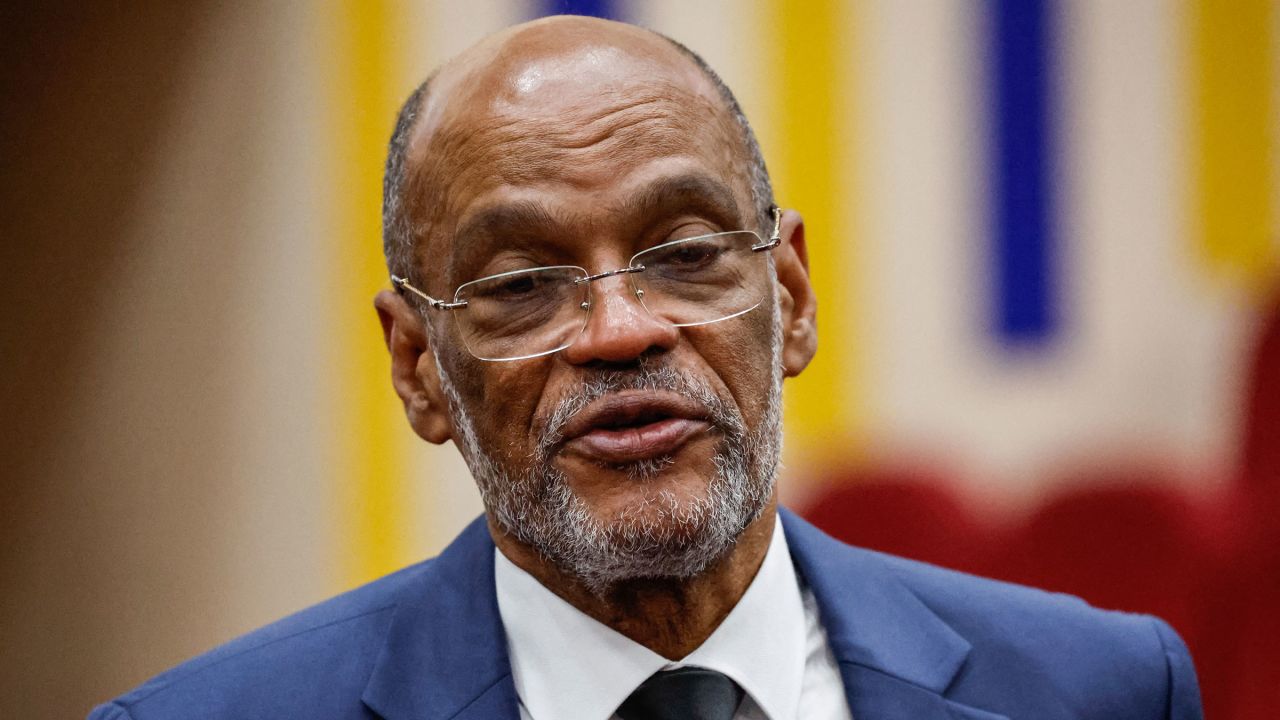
[556,391,714,466]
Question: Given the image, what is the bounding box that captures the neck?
[490,501,778,660]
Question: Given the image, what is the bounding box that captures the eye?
[665,241,720,268]
[639,235,736,280]
[487,274,541,299]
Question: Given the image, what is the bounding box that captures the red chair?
[1241,289,1280,550]
[800,467,994,576]
[1194,550,1280,720]
[1196,292,1280,719]
[998,478,1209,656]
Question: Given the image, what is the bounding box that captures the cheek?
[687,311,777,426]
[443,350,550,459]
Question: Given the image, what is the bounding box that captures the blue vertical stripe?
[990,0,1058,345]
[540,0,621,19]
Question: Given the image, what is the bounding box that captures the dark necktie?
[615,667,745,720]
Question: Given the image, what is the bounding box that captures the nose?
[560,273,678,365]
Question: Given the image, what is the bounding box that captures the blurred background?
[2,0,1276,717]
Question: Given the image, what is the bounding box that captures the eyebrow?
[449,200,567,281]
[618,172,744,235]
[446,172,746,283]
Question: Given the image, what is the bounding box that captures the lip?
[556,391,713,465]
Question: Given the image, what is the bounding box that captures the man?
[89,15,1202,720]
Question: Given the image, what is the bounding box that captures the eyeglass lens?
[631,231,765,328]
[452,231,770,361]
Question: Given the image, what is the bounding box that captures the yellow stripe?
[1190,0,1277,288]
[326,0,421,588]
[765,0,865,482]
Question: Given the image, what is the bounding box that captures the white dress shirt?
[494,516,854,720]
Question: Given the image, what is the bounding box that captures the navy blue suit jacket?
[89,509,1203,719]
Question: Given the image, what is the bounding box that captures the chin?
[578,463,720,529]
[600,489,713,540]
[479,415,776,594]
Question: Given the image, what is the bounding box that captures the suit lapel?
[362,518,520,720]
[780,510,1009,720]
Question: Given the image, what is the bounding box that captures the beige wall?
[2,3,505,714]
[5,4,335,716]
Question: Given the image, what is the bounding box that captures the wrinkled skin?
[374,16,817,658]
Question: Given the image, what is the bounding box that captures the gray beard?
[435,312,784,596]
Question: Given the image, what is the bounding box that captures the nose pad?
[585,273,652,323]
[563,272,677,363]
[575,266,648,313]
[577,289,644,312]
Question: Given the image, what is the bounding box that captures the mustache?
[534,363,742,461]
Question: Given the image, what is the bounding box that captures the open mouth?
[558,391,713,465]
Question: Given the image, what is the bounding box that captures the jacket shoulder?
[92,559,432,720]
[780,510,1201,718]
[871,549,1200,718]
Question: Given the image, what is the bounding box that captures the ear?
[374,289,454,444]
[772,209,818,377]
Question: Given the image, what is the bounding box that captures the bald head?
[381,16,773,289]
[424,16,708,130]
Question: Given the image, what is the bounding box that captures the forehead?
[404,22,752,271]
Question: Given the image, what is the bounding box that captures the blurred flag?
[323,0,1279,585]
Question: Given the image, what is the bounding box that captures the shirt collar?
[494,515,807,720]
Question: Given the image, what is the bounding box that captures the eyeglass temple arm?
[752,206,784,252]
[390,275,468,310]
